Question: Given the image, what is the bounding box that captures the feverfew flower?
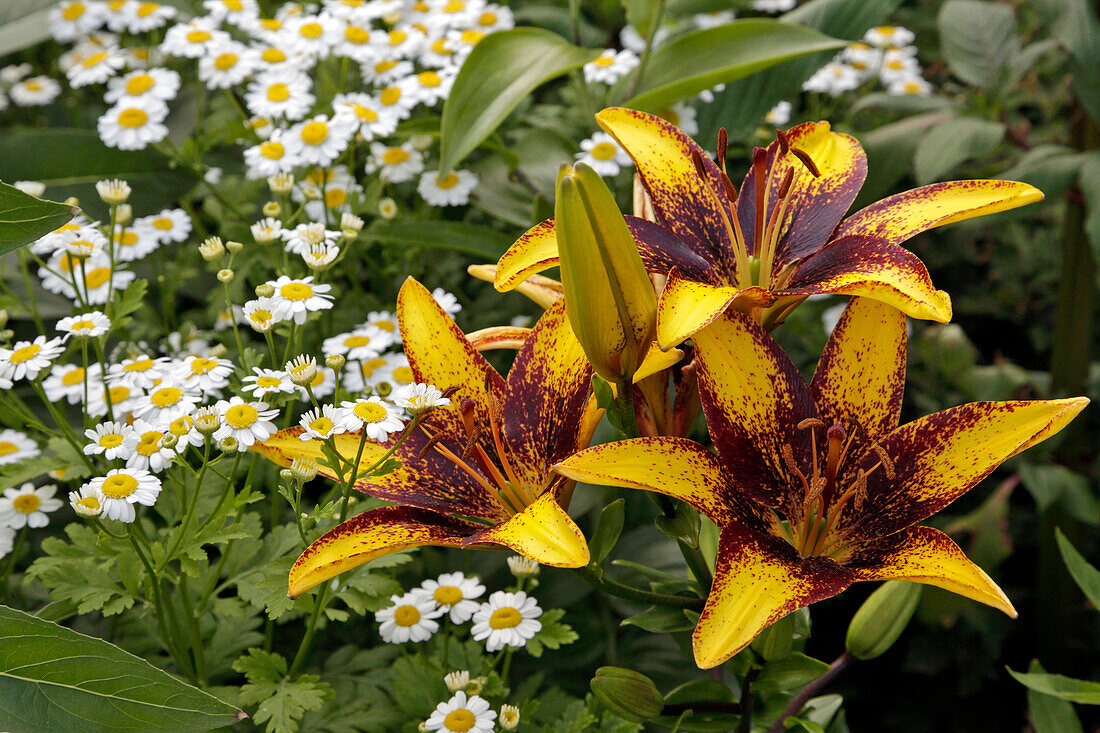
[337,397,404,440]
[214,397,279,449]
[376,592,444,643]
[282,222,340,255]
[765,100,792,126]
[67,46,127,87]
[57,311,111,339]
[0,430,39,465]
[879,49,922,84]
[424,691,496,733]
[507,555,540,578]
[199,41,259,89]
[108,354,169,389]
[576,132,632,177]
[98,99,169,150]
[290,110,358,167]
[583,48,638,85]
[0,483,63,529]
[888,77,933,96]
[863,25,916,48]
[393,382,450,415]
[332,92,399,139]
[49,1,106,42]
[0,336,66,382]
[134,208,192,244]
[298,404,346,440]
[367,141,424,183]
[416,572,485,624]
[470,591,543,652]
[160,18,230,58]
[244,129,304,178]
[10,76,61,106]
[69,485,103,517]
[802,63,860,96]
[431,288,462,317]
[245,70,315,121]
[242,368,297,399]
[418,170,478,207]
[135,380,201,424]
[269,275,334,323]
[175,354,235,391]
[86,468,162,523]
[243,297,282,332]
[323,328,387,361]
[43,362,102,404]
[126,419,179,472]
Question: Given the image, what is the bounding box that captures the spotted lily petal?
[810,297,906,445]
[693,522,855,669]
[847,526,1015,617]
[288,506,482,598]
[249,427,388,481]
[779,234,952,322]
[466,326,531,351]
[835,180,1044,244]
[469,263,562,309]
[462,490,589,567]
[693,309,816,506]
[844,397,1089,541]
[656,267,775,349]
[635,342,685,382]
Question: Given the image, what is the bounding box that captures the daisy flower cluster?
[0,483,64,560]
[803,25,933,98]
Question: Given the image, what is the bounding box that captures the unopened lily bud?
[554,163,656,383]
[115,204,132,224]
[590,667,663,723]
[255,283,275,298]
[290,458,318,482]
[846,580,922,660]
[263,201,281,217]
[218,435,239,453]
[199,236,225,261]
[325,354,345,371]
[226,240,244,254]
[217,268,234,283]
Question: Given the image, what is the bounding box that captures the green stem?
[16,251,45,334]
[0,527,28,603]
[573,566,704,610]
[159,441,212,571]
[625,0,666,100]
[178,574,208,685]
[128,526,192,679]
[677,538,713,591]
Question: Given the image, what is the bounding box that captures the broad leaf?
[1055,528,1100,611]
[1007,667,1100,705]
[0,181,76,255]
[913,116,1005,184]
[855,112,952,205]
[0,0,54,56]
[365,219,512,259]
[938,0,1020,88]
[1032,0,1100,122]
[0,605,243,732]
[625,20,845,111]
[1028,660,1084,733]
[438,28,600,174]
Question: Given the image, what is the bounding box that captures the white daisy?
[87,381,142,419]
[285,354,318,387]
[203,0,259,23]
[0,526,13,558]
[470,590,542,652]
[863,25,916,48]
[213,397,279,449]
[198,40,259,89]
[842,42,883,80]
[879,49,922,84]
[887,76,933,97]
[298,404,347,440]
[57,311,111,340]
[372,25,426,60]
[166,413,204,450]
[499,704,520,730]
[87,468,162,523]
[98,98,169,150]
[576,132,633,177]
[471,4,514,33]
[67,46,127,88]
[424,691,496,733]
[250,217,284,244]
[0,430,39,465]
[332,92,400,139]
[376,592,444,643]
[244,128,304,178]
[0,336,66,382]
[360,310,401,342]
[123,2,178,33]
[242,297,283,332]
[337,397,404,440]
[244,70,315,121]
[107,354,169,389]
[133,208,192,244]
[111,225,160,261]
[10,76,61,106]
[333,18,376,62]
[765,100,792,126]
[134,380,201,424]
[126,419,179,473]
[290,109,358,167]
[659,102,698,136]
[393,382,449,415]
[431,287,462,317]
[68,485,103,517]
[0,483,62,530]
[415,572,485,624]
[299,365,336,401]
[175,354,234,391]
[49,1,106,43]
[84,421,136,461]
[802,63,860,96]
[285,13,344,58]
[583,48,638,85]
[361,57,414,86]
[43,362,103,404]
[367,141,424,183]
[405,67,456,107]
[160,18,230,58]
[269,275,334,323]
[752,0,796,11]
[418,169,478,207]
[620,24,668,53]
[323,327,387,361]
[242,368,297,399]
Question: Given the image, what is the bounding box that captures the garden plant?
[0,0,1098,731]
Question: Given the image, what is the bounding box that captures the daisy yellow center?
[99,433,124,448]
[77,496,101,512]
[594,56,614,67]
[124,358,154,372]
[10,344,41,363]
[63,3,86,20]
[352,103,378,121]
[108,385,130,403]
[361,358,386,376]
[345,25,369,44]
[309,416,334,434]
[392,366,414,384]
[250,309,273,325]
[101,473,138,498]
[117,108,148,128]
[280,282,313,300]
[309,371,325,387]
[256,376,282,388]
[435,173,460,189]
[478,11,497,25]
[324,189,347,208]
[379,87,401,106]
[877,25,896,34]
[375,60,398,73]
[136,430,163,456]
[226,404,259,428]
[125,74,155,96]
[260,141,285,159]
[85,266,112,289]
[224,0,242,10]
[266,83,290,102]
[259,19,281,31]
[117,230,139,246]
[24,81,42,91]
[443,0,464,12]
[215,53,239,70]
[289,364,312,379]
[71,319,96,331]
[262,48,286,63]
[0,442,17,456]
[13,494,40,513]
[393,605,420,626]
[186,30,212,44]
[382,147,409,165]
[153,217,173,230]
[460,30,484,44]
[443,710,476,732]
[82,52,108,67]
[388,30,407,45]
[433,586,462,605]
[62,367,86,386]
[343,335,371,347]
[169,416,192,436]
[590,142,617,161]
[430,39,452,55]
[374,321,395,332]
[151,387,182,407]
[190,357,218,374]
[300,122,328,145]
[903,82,921,93]
[489,607,522,629]
[353,401,388,422]
[299,22,323,39]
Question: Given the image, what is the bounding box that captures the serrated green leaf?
[938,0,1019,88]
[0,605,242,732]
[526,608,579,657]
[438,28,600,174]
[0,180,76,255]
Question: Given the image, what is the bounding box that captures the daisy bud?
[268,173,294,194]
[444,670,469,692]
[115,204,132,224]
[417,724,429,733]
[280,468,295,482]
[160,433,178,449]
[255,283,275,298]
[69,487,102,517]
[290,458,318,482]
[382,10,402,24]
[499,705,520,730]
[193,406,221,435]
[263,201,281,217]
[590,667,663,723]
[64,196,81,208]
[846,580,922,660]
[96,178,131,204]
[199,236,225,261]
[0,329,13,341]
[209,343,228,357]
[218,435,239,453]
[340,212,364,236]
[379,197,397,219]
[507,555,539,578]
[217,268,234,283]
[226,240,244,254]
[286,355,318,386]
[325,354,345,371]
[374,381,392,397]
[466,676,487,696]
[410,134,433,151]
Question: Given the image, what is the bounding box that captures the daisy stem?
[30,381,95,472]
[625,0,667,100]
[222,278,247,362]
[177,573,208,686]
[16,251,45,334]
[89,516,127,540]
[127,524,193,680]
[500,647,515,683]
[337,429,370,524]
[159,440,212,572]
[0,527,27,604]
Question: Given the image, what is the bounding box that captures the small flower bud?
[280,468,295,482]
[64,196,80,208]
[590,667,663,723]
[199,236,225,261]
[255,283,275,298]
[209,343,228,358]
[465,676,487,696]
[96,178,131,204]
[160,433,179,449]
[506,555,539,578]
[325,354,346,371]
[379,197,397,219]
[268,173,294,194]
[193,406,221,435]
[374,380,392,397]
[290,458,318,482]
[115,204,132,224]
[286,355,318,386]
[499,705,520,730]
[444,670,469,692]
[410,134,433,151]
[846,580,922,660]
[0,310,8,328]
[0,329,13,341]
[218,435,239,452]
[217,268,234,283]
[225,240,244,254]
[263,201,282,217]
[340,212,364,236]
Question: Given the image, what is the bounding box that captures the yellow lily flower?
[555,297,1086,668]
[494,108,1044,348]
[253,277,594,598]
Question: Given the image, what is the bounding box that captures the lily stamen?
[690,149,752,287]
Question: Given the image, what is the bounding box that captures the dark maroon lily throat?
[775,417,896,560]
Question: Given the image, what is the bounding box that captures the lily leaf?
[0,604,244,732]
[1007,666,1100,705]
[438,28,600,174]
[1055,528,1100,611]
[625,20,845,111]
[1027,660,1084,733]
[0,181,77,256]
[365,219,513,259]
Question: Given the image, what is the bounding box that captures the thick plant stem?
[767,652,854,733]
[736,665,761,733]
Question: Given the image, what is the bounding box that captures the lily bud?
[590,667,663,723]
[554,163,656,383]
[846,580,922,660]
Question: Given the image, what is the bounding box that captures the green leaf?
[937,0,1020,88]
[626,20,844,111]
[0,181,77,255]
[235,650,332,733]
[366,219,513,259]
[1007,667,1100,704]
[1019,463,1100,523]
[0,605,243,732]
[1077,152,1100,263]
[1032,0,1100,122]
[526,608,579,657]
[438,28,600,174]
[590,498,626,564]
[913,116,1005,184]
[0,0,54,56]
[1055,528,1100,610]
[1028,660,1084,733]
[753,652,831,692]
[998,145,1085,202]
[620,605,695,633]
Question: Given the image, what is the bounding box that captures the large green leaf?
[0,605,244,732]
[0,0,54,57]
[937,0,1020,88]
[1032,0,1100,122]
[912,116,1004,184]
[625,20,844,111]
[0,129,196,221]
[438,28,600,174]
[0,180,77,255]
[365,219,512,259]
[854,112,952,205]
[1007,667,1100,705]
[1055,528,1100,610]
[1028,660,1084,733]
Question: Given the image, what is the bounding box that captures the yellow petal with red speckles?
[466,326,530,351]
[250,427,388,481]
[847,526,1016,617]
[656,268,767,350]
[288,506,481,598]
[693,522,855,669]
[836,180,1043,245]
[810,297,906,445]
[635,342,684,382]
[494,219,559,291]
[470,264,563,309]
[463,490,589,567]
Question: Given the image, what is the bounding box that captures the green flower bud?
[590,667,663,723]
[255,283,275,298]
[846,580,923,660]
[217,268,234,283]
[325,354,346,370]
[263,201,282,217]
[226,240,244,254]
